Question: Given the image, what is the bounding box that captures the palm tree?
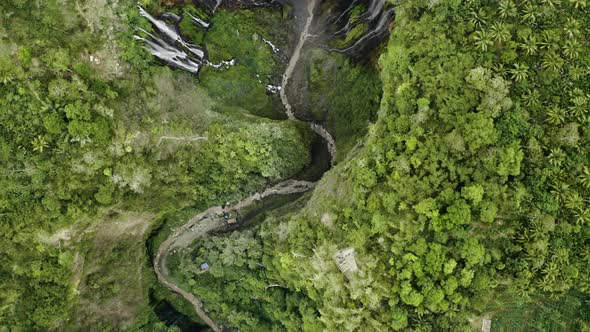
[577,166,590,189]
[568,95,588,121]
[510,63,529,82]
[490,22,512,43]
[553,248,570,264]
[522,89,541,109]
[573,208,590,226]
[473,30,493,52]
[563,39,581,59]
[541,51,564,72]
[568,65,586,80]
[541,0,562,8]
[468,8,487,29]
[541,261,559,284]
[499,0,518,18]
[548,148,566,167]
[565,191,584,211]
[519,35,538,56]
[563,18,581,39]
[31,135,48,153]
[546,106,566,125]
[491,63,508,77]
[521,3,538,23]
[539,30,560,50]
[550,182,570,203]
[568,0,587,8]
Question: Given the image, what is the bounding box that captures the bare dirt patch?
[38,227,77,247]
[94,210,154,241]
[78,0,127,79]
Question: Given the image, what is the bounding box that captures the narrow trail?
[153,1,337,330]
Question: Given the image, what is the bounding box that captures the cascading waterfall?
[328,0,395,54]
[280,0,337,164]
[136,5,208,73]
[202,0,223,13]
[361,0,387,21]
[187,12,211,29]
[137,1,393,73]
[136,5,235,74]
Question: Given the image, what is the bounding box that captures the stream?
[142,0,389,330]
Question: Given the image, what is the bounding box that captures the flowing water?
[279,0,317,121]
[136,5,237,74]
[280,0,337,164]
[329,0,395,54]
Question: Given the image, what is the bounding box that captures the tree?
[31,135,49,153]
[510,63,529,82]
[473,31,493,52]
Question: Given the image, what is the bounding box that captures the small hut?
[200,262,210,272]
[224,210,240,225]
[333,248,359,274]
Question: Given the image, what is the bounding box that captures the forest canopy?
[173,0,590,331]
[1,0,590,331]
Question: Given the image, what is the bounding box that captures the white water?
[265,84,281,94]
[262,37,280,53]
[136,6,206,73]
[279,0,316,121]
[206,59,236,69]
[138,5,182,42]
[137,2,337,162]
[333,6,394,53]
[187,12,211,29]
[136,5,238,74]
[331,0,393,53]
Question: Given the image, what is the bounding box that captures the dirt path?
[157,135,208,146]
[154,180,316,331]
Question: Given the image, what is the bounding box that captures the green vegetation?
[302,49,382,159]
[173,0,590,331]
[329,4,369,50]
[0,1,310,330]
[173,194,319,330]
[2,0,590,331]
[199,8,289,119]
[490,291,590,332]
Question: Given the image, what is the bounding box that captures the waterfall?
[279,0,337,164]
[136,5,233,74]
[187,12,211,29]
[329,0,395,54]
[279,0,317,121]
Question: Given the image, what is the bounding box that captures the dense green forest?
[0,0,313,329]
[1,0,590,331]
[173,0,590,331]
